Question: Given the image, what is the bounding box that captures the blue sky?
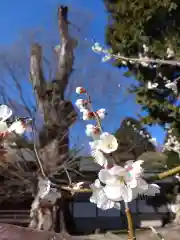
[0,0,165,154]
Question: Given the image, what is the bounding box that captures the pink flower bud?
[82,110,95,120]
[76,87,86,94]
[85,124,101,137]
[75,99,89,112]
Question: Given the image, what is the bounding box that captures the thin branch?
[149,226,165,240]
[114,53,180,66]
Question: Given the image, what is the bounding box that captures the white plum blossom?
[76,87,86,94]
[8,120,26,135]
[82,109,95,120]
[0,105,12,123]
[85,124,101,139]
[98,166,135,202]
[142,44,149,53]
[91,42,103,53]
[124,160,144,179]
[90,163,160,209]
[91,132,118,154]
[147,81,158,90]
[102,54,112,62]
[89,132,118,166]
[96,108,106,119]
[90,144,109,166]
[75,99,89,112]
[167,47,175,59]
[90,179,121,210]
[163,129,180,156]
[165,81,178,94]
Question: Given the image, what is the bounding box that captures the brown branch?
[55,6,77,99]
[30,44,45,94]
[30,44,46,117]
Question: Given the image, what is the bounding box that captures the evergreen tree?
[104,0,180,136]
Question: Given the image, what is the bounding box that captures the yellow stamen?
[119,176,124,183]
[108,144,113,149]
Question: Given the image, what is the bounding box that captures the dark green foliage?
[138,151,167,170]
[166,150,180,168]
[163,127,180,167]
[104,0,180,136]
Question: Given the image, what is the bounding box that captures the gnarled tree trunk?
[29,6,77,232]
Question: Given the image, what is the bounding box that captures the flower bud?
[96,108,106,119]
[82,110,95,120]
[76,87,86,94]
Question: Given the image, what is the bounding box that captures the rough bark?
[29,5,77,232]
[30,6,77,173]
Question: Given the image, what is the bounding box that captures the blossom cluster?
[0,104,31,138]
[92,42,179,95]
[126,120,157,146]
[162,128,180,156]
[75,87,106,121]
[92,42,175,66]
[75,87,160,210]
[147,78,178,94]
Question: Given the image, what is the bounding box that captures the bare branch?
[55,6,77,99]
[30,43,46,116]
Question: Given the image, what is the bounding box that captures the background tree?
[104,0,180,137]
[114,117,156,164]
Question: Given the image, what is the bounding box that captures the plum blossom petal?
[96,108,106,119]
[104,184,133,202]
[130,178,148,192]
[85,124,101,139]
[91,148,108,166]
[109,165,125,176]
[124,160,144,178]
[0,105,12,123]
[76,87,86,94]
[98,169,117,185]
[90,179,119,210]
[89,140,108,166]
[75,99,89,112]
[8,120,26,135]
[82,109,95,120]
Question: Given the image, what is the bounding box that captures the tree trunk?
[29,197,56,231]
[29,177,61,231]
[29,6,77,233]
